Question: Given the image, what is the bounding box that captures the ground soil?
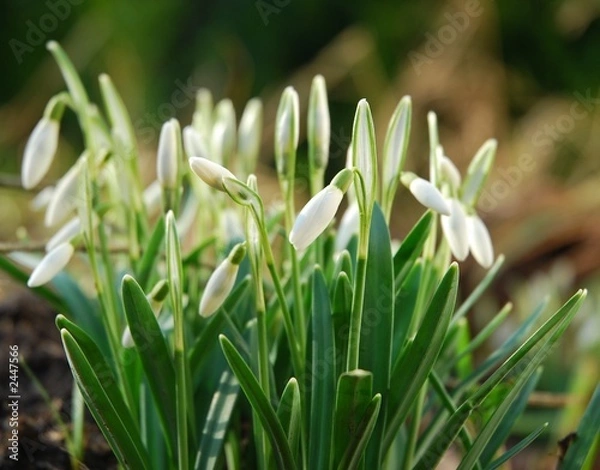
[0,289,117,469]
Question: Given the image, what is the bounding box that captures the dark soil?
[0,289,117,469]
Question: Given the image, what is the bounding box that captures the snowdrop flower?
[183,125,209,159]
[237,98,263,173]
[307,75,330,171]
[441,199,469,261]
[275,87,300,180]
[27,243,74,287]
[22,118,60,189]
[290,168,353,251]
[438,150,462,190]
[213,99,237,166]
[200,243,246,317]
[466,214,494,268]
[157,119,181,189]
[142,180,162,213]
[30,186,55,211]
[189,157,237,191]
[45,160,82,227]
[401,172,450,216]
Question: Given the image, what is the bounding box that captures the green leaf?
[337,394,382,470]
[59,329,151,469]
[332,370,373,468]
[219,335,296,470]
[384,263,459,452]
[485,423,548,470]
[560,384,600,470]
[121,275,177,458]
[137,216,165,291]
[277,378,302,459]
[392,260,422,359]
[332,272,353,378]
[359,203,394,468]
[393,211,434,291]
[194,370,240,470]
[479,368,542,465]
[309,268,335,470]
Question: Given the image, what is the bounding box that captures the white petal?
[30,186,55,211]
[289,186,343,251]
[467,214,494,268]
[22,118,59,189]
[157,119,180,189]
[46,217,81,252]
[189,157,237,191]
[335,203,360,253]
[409,177,451,215]
[441,199,469,261]
[45,161,81,227]
[439,154,462,190]
[27,243,74,287]
[199,259,238,317]
[143,180,162,213]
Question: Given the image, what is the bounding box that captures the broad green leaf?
[479,368,542,465]
[359,203,394,468]
[276,378,302,459]
[219,335,296,470]
[384,263,459,452]
[121,275,177,457]
[485,423,548,470]
[332,370,373,468]
[560,384,600,470]
[392,260,422,360]
[393,211,434,291]
[337,394,382,470]
[194,370,240,470]
[59,329,151,469]
[137,216,165,291]
[309,268,335,470]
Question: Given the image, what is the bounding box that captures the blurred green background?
[1,0,599,467]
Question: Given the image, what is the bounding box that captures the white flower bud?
[183,125,209,159]
[307,75,330,170]
[467,214,494,268]
[22,118,60,189]
[352,99,377,206]
[189,157,237,191]
[275,87,300,179]
[289,185,344,251]
[199,243,246,317]
[401,173,450,215]
[238,98,263,171]
[46,217,81,252]
[441,199,469,261]
[157,119,181,189]
[383,96,411,191]
[27,243,74,287]
[45,160,82,227]
[143,180,162,213]
[214,99,237,166]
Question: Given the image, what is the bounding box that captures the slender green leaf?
[121,275,177,457]
[277,378,302,459]
[219,335,296,470]
[560,384,600,470]
[332,272,353,378]
[393,211,434,291]
[137,216,165,291]
[309,268,335,470]
[60,329,151,469]
[332,370,373,468]
[360,203,394,468]
[485,423,548,470]
[194,370,240,470]
[384,263,459,452]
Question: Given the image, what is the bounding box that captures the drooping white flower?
[27,243,74,287]
[199,243,246,317]
[189,157,237,191]
[290,186,344,251]
[22,118,60,189]
[401,173,451,215]
[466,214,494,268]
[441,199,469,261]
[156,119,181,189]
[45,160,82,227]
